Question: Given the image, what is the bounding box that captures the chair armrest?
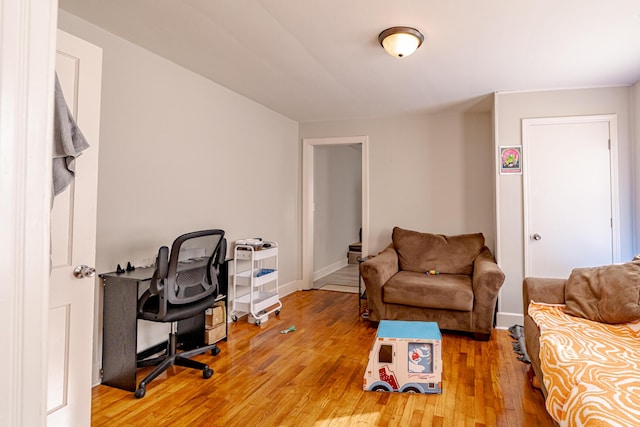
[137,289,152,315]
[360,246,399,320]
[360,247,399,289]
[470,247,505,336]
[471,247,505,296]
[149,246,169,294]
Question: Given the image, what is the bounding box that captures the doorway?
[523,115,620,278]
[302,136,369,290]
[311,144,361,291]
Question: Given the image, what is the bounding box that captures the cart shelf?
[235,246,278,261]
[234,291,280,314]
[234,269,278,287]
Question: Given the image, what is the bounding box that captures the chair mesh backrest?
[166,230,225,305]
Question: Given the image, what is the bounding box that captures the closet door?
[523,115,619,279]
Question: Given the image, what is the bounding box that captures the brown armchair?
[360,227,505,340]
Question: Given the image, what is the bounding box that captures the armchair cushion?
[392,227,484,275]
[384,271,474,311]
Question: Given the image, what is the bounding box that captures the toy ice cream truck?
[363,320,442,394]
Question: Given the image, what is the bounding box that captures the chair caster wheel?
[275,309,280,316]
[211,346,221,356]
[134,386,146,399]
[203,367,213,379]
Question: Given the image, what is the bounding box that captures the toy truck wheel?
[372,385,389,392]
[404,386,420,393]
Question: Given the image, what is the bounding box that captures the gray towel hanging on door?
[52,73,89,197]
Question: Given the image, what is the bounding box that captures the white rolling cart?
[231,239,282,325]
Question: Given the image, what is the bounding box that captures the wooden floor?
[91,290,555,426]
[313,263,359,290]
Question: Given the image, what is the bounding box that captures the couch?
[360,227,505,340]
[523,262,640,426]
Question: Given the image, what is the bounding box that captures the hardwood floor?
[91,290,555,426]
[313,263,359,291]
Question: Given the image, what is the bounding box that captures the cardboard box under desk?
[205,323,226,345]
[205,302,225,327]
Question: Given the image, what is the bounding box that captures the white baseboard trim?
[279,279,302,297]
[495,312,524,330]
[312,259,348,281]
[318,284,359,294]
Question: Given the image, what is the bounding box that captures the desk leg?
[221,260,229,341]
[101,277,138,392]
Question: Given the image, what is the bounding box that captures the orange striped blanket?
[528,302,640,427]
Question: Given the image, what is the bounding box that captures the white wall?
[313,145,361,275]
[495,86,634,325]
[301,111,495,255]
[58,10,300,383]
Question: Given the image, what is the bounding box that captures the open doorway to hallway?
[302,136,369,291]
[311,143,361,292]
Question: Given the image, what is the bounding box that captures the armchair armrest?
[471,247,505,337]
[360,247,398,287]
[360,246,399,321]
[471,247,505,296]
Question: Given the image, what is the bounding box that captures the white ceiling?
[59,0,640,123]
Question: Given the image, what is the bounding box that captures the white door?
[523,115,619,279]
[48,30,102,427]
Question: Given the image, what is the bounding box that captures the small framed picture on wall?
[499,146,522,175]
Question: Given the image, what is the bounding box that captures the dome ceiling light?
[378,26,424,58]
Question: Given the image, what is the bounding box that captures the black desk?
[100,260,229,392]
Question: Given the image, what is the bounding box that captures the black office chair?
[135,229,227,398]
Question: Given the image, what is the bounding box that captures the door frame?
[0,0,57,425]
[302,136,369,290]
[522,114,620,277]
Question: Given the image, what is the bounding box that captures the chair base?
[134,331,220,398]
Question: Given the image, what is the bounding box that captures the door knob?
[532,233,542,241]
[73,265,96,279]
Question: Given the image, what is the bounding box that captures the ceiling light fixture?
[378,26,424,58]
